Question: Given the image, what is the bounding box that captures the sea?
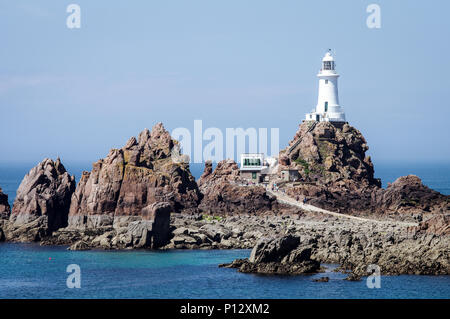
[0,161,449,299]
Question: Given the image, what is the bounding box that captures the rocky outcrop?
[198,159,284,216]
[280,121,449,218]
[279,121,382,215]
[376,175,449,215]
[4,158,75,242]
[37,123,199,249]
[0,187,10,220]
[68,123,201,229]
[213,212,449,276]
[220,235,321,274]
[281,121,380,186]
[294,175,450,219]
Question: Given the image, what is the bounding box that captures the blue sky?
[0,0,449,165]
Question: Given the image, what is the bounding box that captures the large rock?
[376,175,449,214]
[68,123,201,229]
[198,159,282,216]
[6,158,75,241]
[280,122,450,218]
[281,121,380,186]
[221,235,321,275]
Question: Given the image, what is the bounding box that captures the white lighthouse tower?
[305,50,346,122]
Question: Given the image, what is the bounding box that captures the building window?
[325,101,328,112]
[323,61,334,70]
[244,158,261,167]
[325,79,328,84]
[252,172,257,179]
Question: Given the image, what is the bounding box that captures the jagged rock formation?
[281,121,380,186]
[280,121,449,219]
[68,123,201,229]
[220,235,321,274]
[5,158,75,242]
[36,123,199,249]
[198,159,284,216]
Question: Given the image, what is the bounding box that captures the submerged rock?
[313,276,329,282]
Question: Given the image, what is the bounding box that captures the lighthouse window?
[325,101,328,112]
[325,79,328,84]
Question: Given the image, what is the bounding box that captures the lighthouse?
[305,50,346,122]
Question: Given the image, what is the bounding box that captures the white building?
[240,153,278,182]
[305,50,346,122]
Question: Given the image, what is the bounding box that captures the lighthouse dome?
[322,51,334,62]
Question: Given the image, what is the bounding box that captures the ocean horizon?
[0,161,449,206]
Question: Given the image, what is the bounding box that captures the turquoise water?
[0,243,449,299]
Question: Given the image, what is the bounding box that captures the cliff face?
[6,158,76,241]
[281,121,380,187]
[68,123,201,229]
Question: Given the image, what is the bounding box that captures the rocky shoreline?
[0,121,449,278]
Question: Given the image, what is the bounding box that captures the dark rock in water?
[249,235,301,263]
[344,273,361,281]
[313,276,329,282]
[219,258,247,268]
[0,187,10,220]
[68,240,91,251]
[5,158,75,242]
[221,235,321,275]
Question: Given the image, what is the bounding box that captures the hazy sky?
[1,0,449,166]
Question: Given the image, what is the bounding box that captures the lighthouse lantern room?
[305,50,346,122]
